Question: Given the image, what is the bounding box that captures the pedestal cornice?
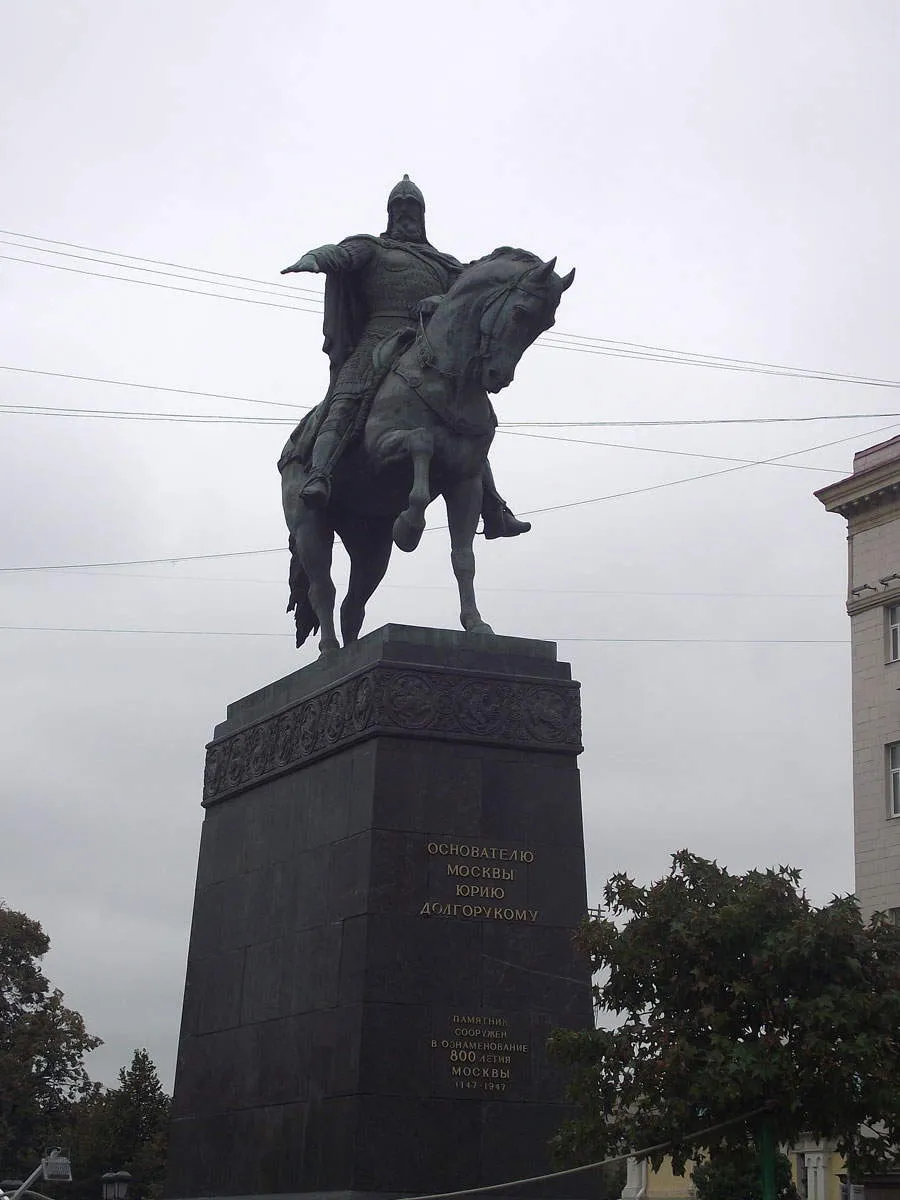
[202,626,582,806]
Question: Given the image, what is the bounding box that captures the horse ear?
[559,267,576,291]
[530,257,557,284]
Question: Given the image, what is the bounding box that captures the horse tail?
[286,534,320,648]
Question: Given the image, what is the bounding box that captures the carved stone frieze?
[203,664,581,805]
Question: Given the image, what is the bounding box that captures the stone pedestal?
[165,625,592,1200]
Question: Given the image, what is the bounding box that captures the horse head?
[477,251,575,393]
[427,249,575,392]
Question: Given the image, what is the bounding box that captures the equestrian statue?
[278,174,574,653]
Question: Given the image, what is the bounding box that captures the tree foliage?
[692,1146,798,1200]
[549,851,900,1176]
[0,904,169,1198]
[66,1050,170,1200]
[0,903,101,1171]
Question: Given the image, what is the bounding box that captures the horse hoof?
[393,512,425,553]
[318,638,340,656]
[462,619,494,636]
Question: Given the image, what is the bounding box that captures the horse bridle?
[417,265,551,382]
[475,265,553,369]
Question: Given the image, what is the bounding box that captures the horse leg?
[392,427,434,553]
[286,534,319,648]
[293,509,340,654]
[444,475,494,635]
[338,516,394,644]
[282,463,323,647]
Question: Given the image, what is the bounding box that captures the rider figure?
[280,175,531,539]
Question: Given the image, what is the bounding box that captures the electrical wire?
[397,1106,773,1200]
[0,239,321,303]
[0,255,323,314]
[0,229,325,300]
[0,420,887,575]
[2,570,838,597]
[6,230,900,391]
[500,429,841,473]
[504,414,900,427]
[511,419,900,520]
[0,403,294,425]
[0,364,307,411]
[0,626,848,644]
[5,363,900,428]
[0,401,846,473]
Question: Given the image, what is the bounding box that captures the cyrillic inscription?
[431,1012,530,1095]
[421,838,538,921]
[448,863,515,880]
[420,902,538,922]
[426,842,535,862]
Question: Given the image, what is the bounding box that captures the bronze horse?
[280,247,574,654]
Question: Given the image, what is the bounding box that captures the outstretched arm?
[281,238,373,276]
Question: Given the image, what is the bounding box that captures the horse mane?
[480,246,542,266]
[426,246,552,378]
[445,247,542,301]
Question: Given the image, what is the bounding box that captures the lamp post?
[100,1172,131,1200]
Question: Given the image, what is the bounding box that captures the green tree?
[549,851,900,1178]
[105,1049,170,1200]
[66,1051,170,1200]
[0,903,101,1173]
[693,1146,799,1200]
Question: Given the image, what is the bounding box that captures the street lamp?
[100,1173,131,1200]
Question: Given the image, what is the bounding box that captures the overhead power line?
[0,403,294,425]
[0,625,848,645]
[0,400,844,473]
[0,420,893,575]
[0,255,323,314]
[0,230,324,300]
[499,429,840,473]
[0,239,321,303]
[0,364,306,411]
[514,418,900,519]
[505,414,900,427]
[6,229,900,390]
[2,569,838,598]
[5,363,900,428]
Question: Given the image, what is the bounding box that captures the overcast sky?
[2,0,897,1091]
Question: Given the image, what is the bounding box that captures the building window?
[888,605,900,662]
[889,744,900,817]
[888,908,900,926]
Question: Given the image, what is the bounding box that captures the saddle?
[277,326,418,474]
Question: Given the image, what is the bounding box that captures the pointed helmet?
[387,173,426,213]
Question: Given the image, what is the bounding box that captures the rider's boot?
[482,496,532,539]
[300,430,341,508]
[480,464,531,539]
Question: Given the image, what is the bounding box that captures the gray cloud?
[1,0,884,1088]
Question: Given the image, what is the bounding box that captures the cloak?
[322,234,465,383]
[278,235,465,474]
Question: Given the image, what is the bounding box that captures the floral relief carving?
[202,664,581,804]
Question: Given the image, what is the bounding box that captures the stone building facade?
[816,434,900,921]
